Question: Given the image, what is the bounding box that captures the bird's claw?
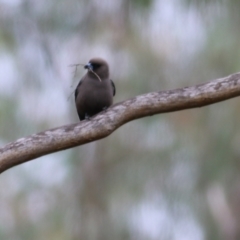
[85,114,91,120]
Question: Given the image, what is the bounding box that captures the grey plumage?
[75,58,115,121]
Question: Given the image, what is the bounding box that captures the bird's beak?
[84,62,93,71]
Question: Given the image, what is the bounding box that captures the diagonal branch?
[1,72,240,174]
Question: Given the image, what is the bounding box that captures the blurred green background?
[1,0,240,239]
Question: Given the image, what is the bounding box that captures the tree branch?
[1,72,240,174]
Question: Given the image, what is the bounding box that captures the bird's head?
[84,58,109,81]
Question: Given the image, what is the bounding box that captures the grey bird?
[75,58,116,121]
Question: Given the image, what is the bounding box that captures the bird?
[74,58,116,121]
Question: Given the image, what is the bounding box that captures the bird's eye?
[91,63,101,69]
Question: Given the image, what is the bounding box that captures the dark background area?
[1,0,240,239]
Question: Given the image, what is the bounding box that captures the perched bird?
[75,58,116,121]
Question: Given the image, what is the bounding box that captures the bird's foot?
[102,106,108,112]
[85,114,91,120]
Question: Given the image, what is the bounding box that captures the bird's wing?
[74,80,82,100]
[110,79,116,96]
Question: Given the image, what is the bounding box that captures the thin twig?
[69,63,84,80]
[89,69,102,82]
[68,63,85,100]
[67,64,103,100]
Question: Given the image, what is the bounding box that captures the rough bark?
[0,72,240,173]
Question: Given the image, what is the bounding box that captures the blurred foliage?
[131,0,153,9]
[0,0,240,240]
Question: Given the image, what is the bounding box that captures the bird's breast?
[76,79,113,113]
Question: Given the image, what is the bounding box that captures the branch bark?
[1,72,240,174]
